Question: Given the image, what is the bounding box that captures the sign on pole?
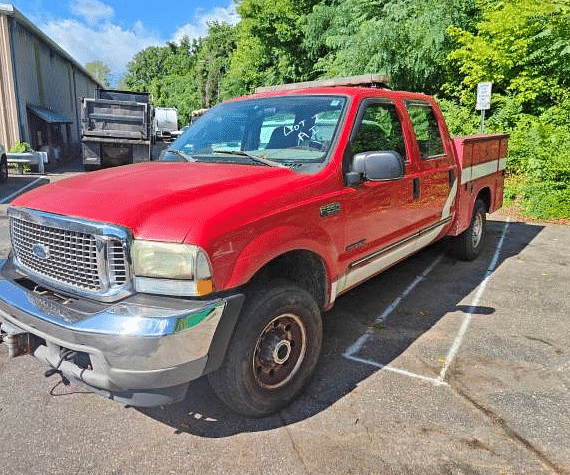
[476,82,492,110]
[476,82,492,132]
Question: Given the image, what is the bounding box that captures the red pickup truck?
[0,75,507,416]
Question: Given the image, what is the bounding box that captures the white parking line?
[345,353,448,386]
[343,254,443,368]
[343,218,511,386]
[438,218,510,382]
[0,176,46,204]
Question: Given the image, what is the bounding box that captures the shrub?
[8,141,33,153]
[441,97,570,219]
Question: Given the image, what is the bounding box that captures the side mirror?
[347,151,404,184]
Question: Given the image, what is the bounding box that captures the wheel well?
[477,187,491,212]
[249,250,328,310]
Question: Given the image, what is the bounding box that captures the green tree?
[304,0,480,93]
[447,0,570,111]
[85,61,111,88]
[223,0,322,96]
[443,0,570,219]
[123,37,198,92]
[122,26,238,124]
[194,23,238,107]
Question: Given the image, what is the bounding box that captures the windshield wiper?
[210,150,286,168]
[166,149,196,162]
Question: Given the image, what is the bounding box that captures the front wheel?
[450,199,487,261]
[208,282,322,417]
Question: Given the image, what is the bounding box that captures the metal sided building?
[0,3,101,162]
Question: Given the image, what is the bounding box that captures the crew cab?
[0,75,507,416]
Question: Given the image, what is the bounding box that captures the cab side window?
[352,102,407,160]
[406,104,445,159]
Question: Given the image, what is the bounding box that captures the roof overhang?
[27,104,72,124]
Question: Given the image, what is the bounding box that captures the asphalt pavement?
[0,171,569,474]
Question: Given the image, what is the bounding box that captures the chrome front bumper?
[0,258,244,406]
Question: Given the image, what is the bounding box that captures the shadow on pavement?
[137,219,543,437]
[0,176,50,204]
[1,154,86,205]
[45,154,85,174]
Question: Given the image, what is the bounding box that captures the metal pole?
[479,109,486,133]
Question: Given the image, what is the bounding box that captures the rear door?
[404,101,456,231]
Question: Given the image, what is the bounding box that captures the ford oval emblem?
[32,243,50,260]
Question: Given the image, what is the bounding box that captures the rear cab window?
[405,102,445,160]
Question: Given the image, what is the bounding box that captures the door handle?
[413,178,420,200]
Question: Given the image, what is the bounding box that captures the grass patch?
[505,175,570,220]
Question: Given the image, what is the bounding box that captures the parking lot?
[0,169,569,474]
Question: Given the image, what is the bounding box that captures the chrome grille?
[11,217,102,291]
[9,210,132,300]
[108,241,127,286]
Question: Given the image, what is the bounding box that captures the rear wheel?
[450,199,487,261]
[208,281,322,417]
[0,155,7,183]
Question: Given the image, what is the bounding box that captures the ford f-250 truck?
[0,75,507,416]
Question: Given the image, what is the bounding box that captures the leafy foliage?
[442,0,570,218]
[223,0,322,96]
[122,27,237,124]
[446,0,570,111]
[119,0,569,218]
[8,141,33,153]
[85,61,111,88]
[194,23,237,107]
[303,0,480,92]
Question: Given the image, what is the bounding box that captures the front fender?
[223,224,338,291]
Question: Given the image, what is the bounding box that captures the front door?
[338,100,422,292]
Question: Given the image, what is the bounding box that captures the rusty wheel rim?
[253,313,307,390]
[471,212,483,249]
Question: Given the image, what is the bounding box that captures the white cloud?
[69,0,114,25]
[40,19,161,79]
[36,2,239,83]
[171,3,238,44]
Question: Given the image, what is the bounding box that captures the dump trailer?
[81,89,152,169]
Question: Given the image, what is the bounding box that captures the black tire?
[0,155,7,183]
[450,199,487,261]
[208,281,322,417]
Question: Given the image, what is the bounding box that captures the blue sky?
[12,0,238,80]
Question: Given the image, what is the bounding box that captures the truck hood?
[12,162,305,242]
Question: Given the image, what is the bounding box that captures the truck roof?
[255,74,391,93]
[227,74,435,104]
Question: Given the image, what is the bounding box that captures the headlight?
[131,241,214,296]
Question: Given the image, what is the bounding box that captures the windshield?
[162,95,347,168]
